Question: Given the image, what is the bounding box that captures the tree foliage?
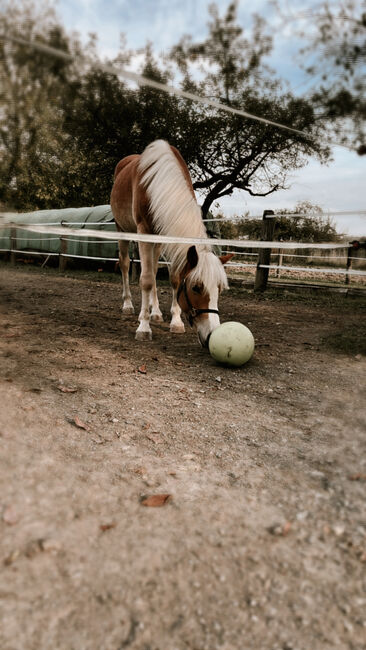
[170,1,330,215]
[282,1,366,153]
[0,0,332,215]
[0,0,82,209]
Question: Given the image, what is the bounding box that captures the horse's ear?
[219,253,235,265]
[186,245,198,271]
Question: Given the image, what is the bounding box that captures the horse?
[110,140,233,347]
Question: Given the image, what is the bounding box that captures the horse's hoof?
[122,306,135,315]
[135,330,152,341]
[170,324,185,334]
[150,313,164,323]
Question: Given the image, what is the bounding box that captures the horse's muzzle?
[198,331,211,348]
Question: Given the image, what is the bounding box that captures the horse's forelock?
[188,249,228,294]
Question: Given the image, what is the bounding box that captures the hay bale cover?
[0,206,120,260]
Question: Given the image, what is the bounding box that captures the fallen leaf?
[348,473,366,481]
[100,522,116,532]
[138,364,147,374]
[58,385,78,393]
[146,433,163,444]
[140,494,172,507]
[2,505,19,526]
[282,521,292,536]
[73,416,90,431]
[4,549,20,566]
[134,466,147,475]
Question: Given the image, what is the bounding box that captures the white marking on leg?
[149,244,164,322]
[119,241,134,314]
[170,286,185,333]
[136,241,154,340]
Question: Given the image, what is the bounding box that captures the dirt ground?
[0,262,365,650]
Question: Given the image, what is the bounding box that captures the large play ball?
[209,321,255,367]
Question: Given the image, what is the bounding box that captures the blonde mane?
[139,140,228,292]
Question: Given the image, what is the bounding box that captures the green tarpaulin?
[0,206,120,260]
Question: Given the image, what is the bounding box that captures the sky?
[55,0,365,236]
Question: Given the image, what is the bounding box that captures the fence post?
[254,210,275,292]
[59,236,68,272]
[345,240,359,285]
[10,227,17,265]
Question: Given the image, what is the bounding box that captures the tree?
[0,0,81,209]
[62,66,137,206]
[62,44,187,205]
[278,1,366,154]
[170,2,330,216]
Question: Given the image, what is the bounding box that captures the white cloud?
[216,149,366,236]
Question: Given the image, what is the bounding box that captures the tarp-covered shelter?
[0,206,120,260]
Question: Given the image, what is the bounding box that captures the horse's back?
[113,154,139,180]
[110,141,194,235]
[111,154,141,233]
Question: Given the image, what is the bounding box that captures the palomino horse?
[110,140,232,346]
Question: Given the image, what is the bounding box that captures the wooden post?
[254,210,275,292]
[346,240,359,285]
[59,236,68,272]
[10,227,17,265]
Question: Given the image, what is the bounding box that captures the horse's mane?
[139,140,228,292]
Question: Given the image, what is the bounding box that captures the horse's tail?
[138,140,205,240]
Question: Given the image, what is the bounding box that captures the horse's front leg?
[169,276,185,334]
[136,242,155,341]
[149,244,164,323]
[118,240,134,314]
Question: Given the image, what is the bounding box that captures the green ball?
[209,321,255,367]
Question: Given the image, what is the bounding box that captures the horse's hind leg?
[118,240,134,314]
[136,241,154,340]
[149,244,164,322]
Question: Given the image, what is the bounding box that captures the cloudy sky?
[56,0,365,235]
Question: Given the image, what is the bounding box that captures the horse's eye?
[192,285,202,294]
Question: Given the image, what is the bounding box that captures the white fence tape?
[0,221,351,251]
[259,264,366,276]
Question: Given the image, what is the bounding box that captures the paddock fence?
[1,207,365,292]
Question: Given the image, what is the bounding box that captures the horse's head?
[177,246,234,347]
